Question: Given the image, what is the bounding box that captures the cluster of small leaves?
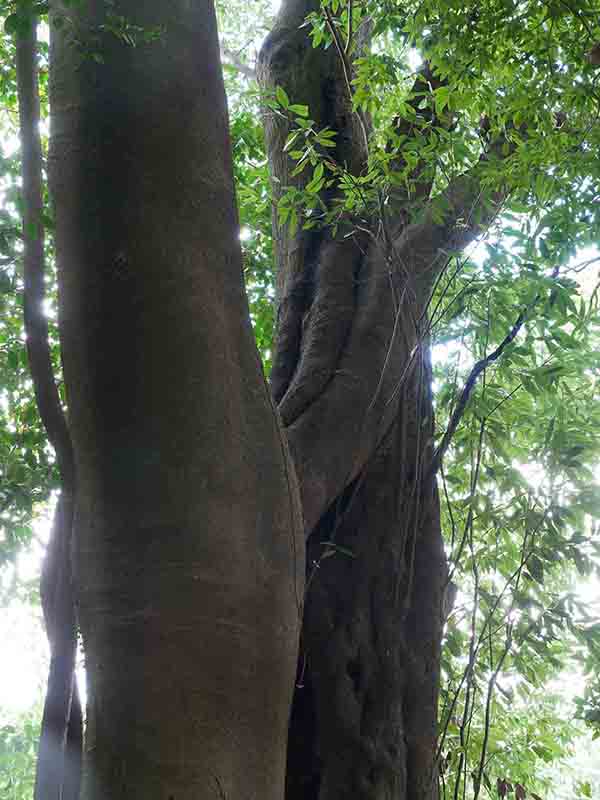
[439,689,574,798]
[279,0,600,246]
[268,85,346,235]
[30,0,166,67]
[0,257,58,574]
[272,84,410,236]
[98,1,164,48]
[216,0,274,91]
[576,681,600,733]
[229,110,276,370]
[431,200,600,795]
[0,33,57,580]
[0,708,40,800]
[3,1,49,38]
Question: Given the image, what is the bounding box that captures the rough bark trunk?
[256,2,475,797]
[48,2,303,798]
[286,386,447,800]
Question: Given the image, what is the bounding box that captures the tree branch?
[427,305,529,479]
[387,62,452,212]
[221,47,256,80]
[15,19,80,800]
[17,23,73,487]
[392,142,511,303]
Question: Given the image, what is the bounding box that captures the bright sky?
[0,603,48,714]
[0,513,50,716]
[0,506,86,717]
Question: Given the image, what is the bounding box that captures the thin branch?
[16,19,80,800]
[387,63,452,213]
[452,511,480,800]
[423,252,471,329]
[221,46,256,80]
[472,520,538,800]
[441,464,457,553]
[437,506,549,778]
[345,0,353,54]
[17,26,73,487]
[446,416,486,589]
[427,305,529,480]
[402,348,426,614]
[391,137,513,301]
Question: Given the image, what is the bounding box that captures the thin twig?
[345,0,353,54]
[472,521,536,800]
[221,47,256,80]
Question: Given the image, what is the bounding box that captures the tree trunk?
[48,2,303,798]
[256,2,489,797]
[16,21,81,800]
[285,390,447,800]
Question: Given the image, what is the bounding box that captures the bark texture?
[258,2,506,797]
[49,2,303,798]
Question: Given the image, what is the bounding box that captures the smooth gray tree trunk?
[49,2,304,798]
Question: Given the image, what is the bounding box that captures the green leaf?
[275,85,290,109]
[289,104,309,117]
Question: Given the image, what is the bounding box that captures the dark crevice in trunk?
[287,656,321,800]
[278,232,364,427]
[63,681,83,800]
[271,228,324,404]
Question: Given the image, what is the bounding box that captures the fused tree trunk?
[48,2,303,798]
[258,2,506,797]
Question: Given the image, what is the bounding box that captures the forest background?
[1,0,600,798]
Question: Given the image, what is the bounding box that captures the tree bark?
[15,20,81,800]
[255,2,500,797]
[48,2,303,798]
[285,388,447,800]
